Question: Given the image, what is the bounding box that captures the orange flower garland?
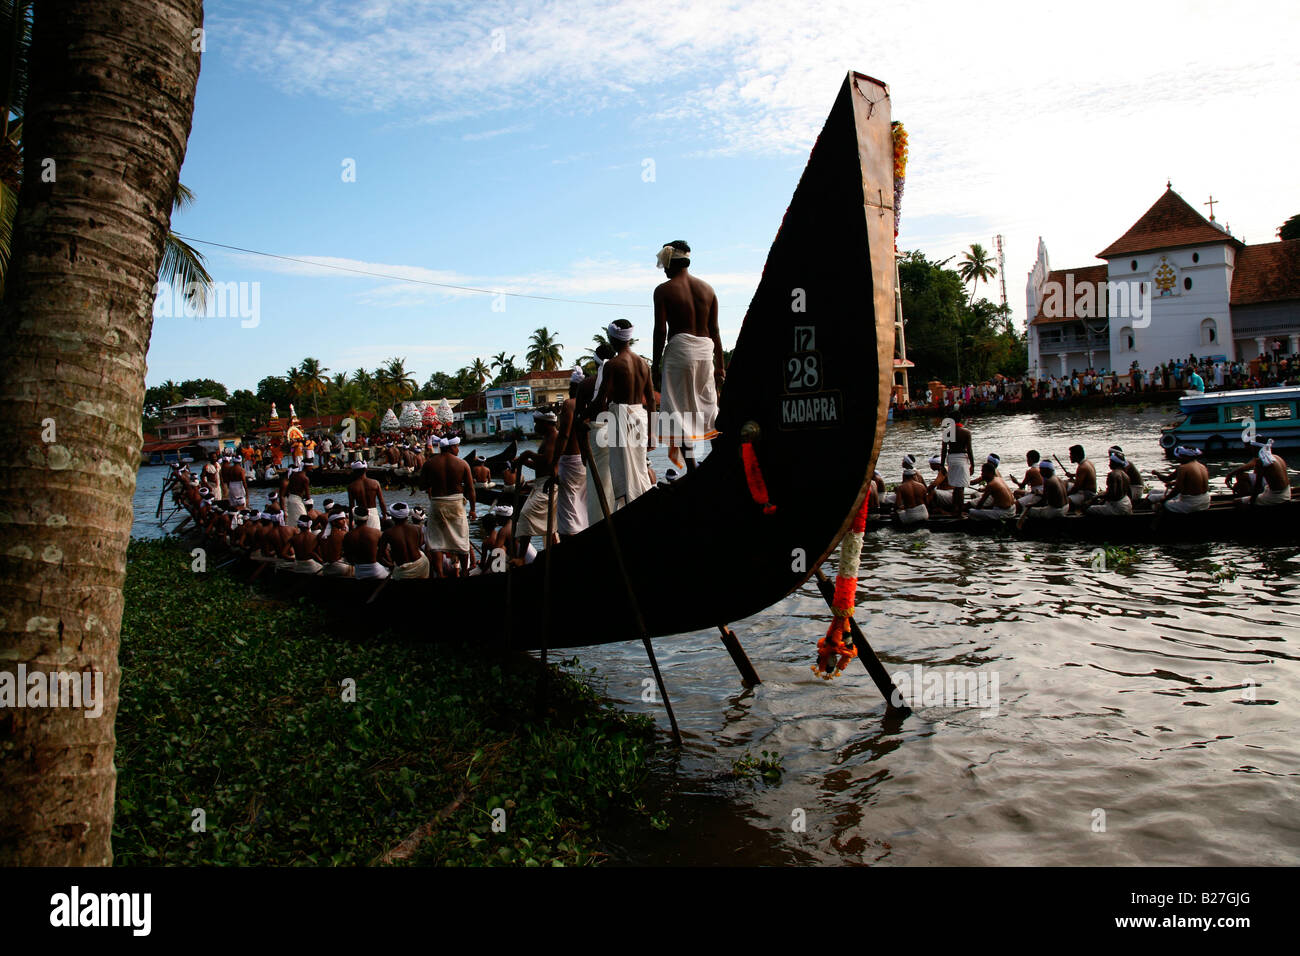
[741,441,777,515]
[814,497,869,679]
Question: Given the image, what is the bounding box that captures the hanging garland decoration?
[891,120,908,245]
[813,496,869,679]
[741,442,777,514]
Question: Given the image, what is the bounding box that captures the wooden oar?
[579,441,682,746]
[539,476,558,707]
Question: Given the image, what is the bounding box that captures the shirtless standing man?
[652,240,723,473]
[346,460,387,530]
[513,413,560,550]
[380,502,430,579]
[552,369,589,539]
[577,343,615,525]
[940,420,974,515]
[420,437,475,576]
[222,454,248,508]
[284,464,312,526]
[596,319,656,509]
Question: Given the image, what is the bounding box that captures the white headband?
[607,322,634,342]
[571,367,586,383]
[655,244,690,270]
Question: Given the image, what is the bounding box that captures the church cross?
[1204,195,1218,221]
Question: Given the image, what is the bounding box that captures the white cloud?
[216,0,1300,327]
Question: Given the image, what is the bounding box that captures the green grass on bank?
[114,539,657,866]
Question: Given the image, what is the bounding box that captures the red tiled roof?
[1098,188,1238,259]
[142,439,196,453]
[1231,240,1300,306]
[1030,264,1109,325]
[253,411,374,434]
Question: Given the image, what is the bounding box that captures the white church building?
[1026,187,1300,379]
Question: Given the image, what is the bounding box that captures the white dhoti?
[899,503,929,525]
[360,507,383,531]
[353,562,390,580]
[931,489,954,510]
[1026,504,1068,519]
[1087,497,1133,516]
[227,480,247,506]
[321,560,354,577]
[291,558,323,574]
[1256,486,1293,506]
[658,333,719,444]
[1017,491,1042,510]
[970,504,1016,520]
[556,454,588,536]
[515,482,555,538]
[586,420,614,525]
[946,454,971,488]
[882,492,897,507]
[1067,491,1094,509]
[1164,492,1210,514]
[285,494,307,526]
[390,552,430,579]
[424,495,469,553]
[607,403,651,510]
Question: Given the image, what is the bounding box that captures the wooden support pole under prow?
[579,441,683,746]
[718,625,761,687]
[813,567,909,716]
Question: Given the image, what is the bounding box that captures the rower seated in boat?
[316,510,354,576]
[1108,444,1145,504]
[1065,445,1096,512]
[969,455,1016,520]
[926,455,957,516]
[289,516,324,574]
[1018,459,1068,526]
[1087,451,1133,516]
[1246,439,1292,506]
[343,506,389,579]
[1014,450,1043,511]
[1155,447,1210,513]
[895,462,929,525]
[380,502,430,579]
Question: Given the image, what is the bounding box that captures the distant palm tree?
[468,357,491,388]
[526,327,564,371]
[958,243,997,306]
[296,357,329,418]
[375,357,416,408]
[157,379,183,407]
[490,351,513,374]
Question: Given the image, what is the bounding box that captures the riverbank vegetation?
[114,539,658,866]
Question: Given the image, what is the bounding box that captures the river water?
[131,405,1300,866]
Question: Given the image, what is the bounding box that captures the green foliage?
[899,250,1026,389]
[732,750,784,783]
[1279,214,1300,242]
[526,327,564,372]
[1099,544,1140,569]
[114,539,658,866]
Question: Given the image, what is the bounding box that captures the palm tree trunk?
[0,0,202,865]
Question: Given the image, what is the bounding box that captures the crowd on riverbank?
[896,351,1299,419]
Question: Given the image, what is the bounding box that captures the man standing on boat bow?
[653,240,723,473]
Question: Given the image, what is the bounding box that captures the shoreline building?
[1026,187,1300,379]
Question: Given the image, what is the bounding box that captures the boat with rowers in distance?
[873,497,1300,544]
[1158,386,1300,459]
[176,70,899,649]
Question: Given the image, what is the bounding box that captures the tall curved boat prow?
[301,72,896,648]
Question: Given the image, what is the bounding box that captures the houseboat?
[1158,386,1300,458]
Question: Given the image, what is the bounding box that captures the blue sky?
[150,0,1300,393]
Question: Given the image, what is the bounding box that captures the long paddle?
[579,438,682,746]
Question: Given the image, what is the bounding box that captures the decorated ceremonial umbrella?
[398,401,423,430]
[421,404,439,428]
[380,408,400,432]
[436,398,453,426]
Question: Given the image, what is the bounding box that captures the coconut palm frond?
[159,231,212,315]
